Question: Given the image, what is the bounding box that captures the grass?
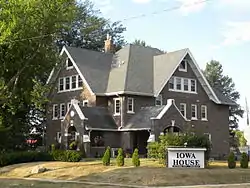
[1,159,250,187]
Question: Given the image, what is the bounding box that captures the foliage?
[234,130,247,147]
[51,144,56,152]
[227,152,236,169]
[56,0,126,52]
[203,60,244,130]
[69,141,77,150]
[50,150,82,162]
[132,148,140,167]
[240,152,249,168]
[132,39,147,47]
[102,146,111,166]
[116,148,125,167]
[147,133,211,164]
[0,151,52,167]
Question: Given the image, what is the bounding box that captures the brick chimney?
[104,33,114,53]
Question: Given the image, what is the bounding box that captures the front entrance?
[67,126,79,149]
[164,126,182,135]
[132,131,150,156]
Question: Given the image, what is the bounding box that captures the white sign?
[168,148,206,168]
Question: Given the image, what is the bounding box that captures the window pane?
[59,78,64,91]
[78,75,83,88]
[155,95,162,106]
[180,104,186,117]
[71,76,76,89]
[191,80,196,92]
[65,77,70,90]
[191,105,197,118]
[60,104,65,117]
[184,79,189,91]
[67,58,73,67]
[176,78,182,90]
[169,77,174,89]
[115,99,120,114]
[179,60,186,70]
[201,105,207,119]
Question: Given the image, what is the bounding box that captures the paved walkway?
[21,178,250,188]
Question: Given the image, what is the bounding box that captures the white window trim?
[58,75,83,93]
[56,132,62,143]
[52,104,58,120]
[67,102,71,111]
[114,98,121,116]
[66,58,74,70]
[191,104,198,120]
[201,105,208,121]
[180,103,186,118]
[155,94,163,106]
[127,97,134,113]
[204,133,211,142]
[83,100,89,107]
[169,76,197,94]
[179,60,187,72]
[60,103,66,119]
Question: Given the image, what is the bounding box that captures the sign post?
[167,147,207,168]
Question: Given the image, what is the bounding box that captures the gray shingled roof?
[63,45,234,106]
[212,87,237,105]
[80,106,117,130]
[123,106,165,129]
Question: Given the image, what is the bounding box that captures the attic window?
[155,94,163,106]
[83,100,88,107]
[179,60,187,72]
[66,58,73,69]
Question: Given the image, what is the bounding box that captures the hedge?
[0,150,82,167]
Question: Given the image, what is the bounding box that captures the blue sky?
[92,0,250,130]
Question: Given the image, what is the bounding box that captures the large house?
[46,35,235,158]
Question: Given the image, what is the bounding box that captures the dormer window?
[155,94,163,106]
[179,60,187,72]
[66,57,73,69]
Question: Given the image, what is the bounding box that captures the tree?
[203,60,244,130]
[234,130,247,147]
[56,0,126,52]
[0,0,76,151]
[116,148,124,166]
[132,39,147,47]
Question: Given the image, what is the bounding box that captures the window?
[204,133,211,142]
[155,94,162,106]
[184,78,189,91]
[191,79,196,92]
[127,98,134,113]
[78,75,83,88]
[60,103,66,119]
[59,78,64,91]
[191,104,197,120]
[71,75,77,89]
[66,58,73,69]
[201,105,207,120]
[83,100,88,107]
[180,103,186,117]
[114,98,121,115]
[179,60,187,72]
[52,104,58,120]
[67,102,71,111]
[56,132,62,143]
[169,76,197,93]
[169,77,174,89]
[176,77,182,90]
[65,77,70,90]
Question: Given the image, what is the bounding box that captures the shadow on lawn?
[73,166,250,187]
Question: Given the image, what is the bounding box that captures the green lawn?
[1,159,250,187]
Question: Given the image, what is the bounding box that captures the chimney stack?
[104,33,114,53]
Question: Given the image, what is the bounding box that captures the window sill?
[52,118,58,121]
[191,118,198,120]
[66,66,74,70]
[178,68,187,72]
[169,89,197,94]
[113,113,120,116]
[201,119,208,121]
[58,88,82,93]
[127,111,135,114]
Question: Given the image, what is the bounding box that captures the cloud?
[211,21,250,49]
[132,0,151,3]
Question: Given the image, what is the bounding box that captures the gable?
[154,49,220,104]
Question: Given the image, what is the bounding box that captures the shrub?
[51,144,56,152]
[240,152,249,168]
[0,151,52,167]
[102,146,111,166]
[147,133,212,165]
[50,150,82,162]
[116,148,124,166]
[69,141,77,150]
[132,148,140,167]
[227,152,236,169]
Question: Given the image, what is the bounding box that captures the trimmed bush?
[69,141,77,150]
[132,148,140,167]
[227,152,236,169]
[116,148,124,166]
[0,151,52,167]
[240,152,249,168]
[102,146,111,166]
[50,150,82,162]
